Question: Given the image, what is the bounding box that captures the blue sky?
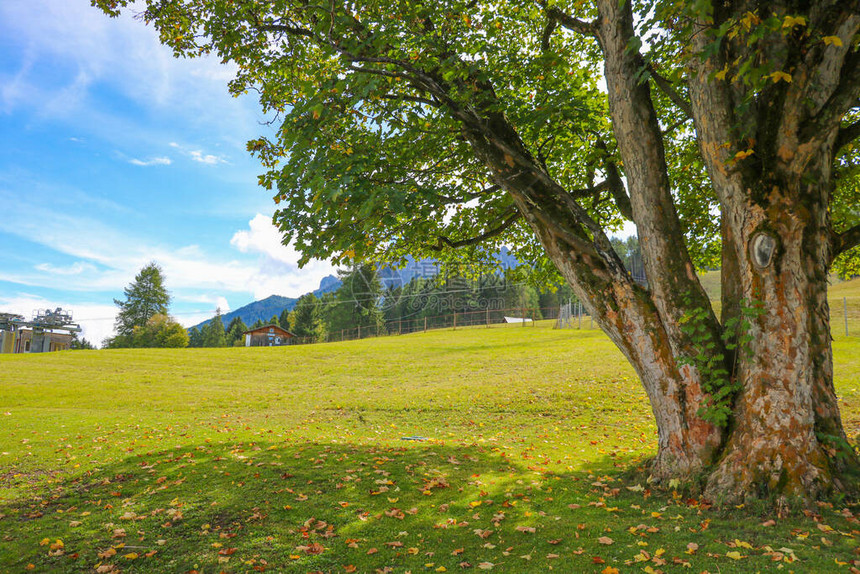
[0,0,337,345]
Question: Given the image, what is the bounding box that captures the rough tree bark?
[685,2,860,500]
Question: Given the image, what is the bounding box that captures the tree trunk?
[704,152,854,501]
[527,219,724,480]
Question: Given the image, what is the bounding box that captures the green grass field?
[1,285,860,573]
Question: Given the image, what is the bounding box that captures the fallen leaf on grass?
[98,548,117,560]
[516,526,536,533]
[598,537,614,545]
[477,563,494,570]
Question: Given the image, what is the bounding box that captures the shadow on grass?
[2,441,860,573]
[0,440,648,573]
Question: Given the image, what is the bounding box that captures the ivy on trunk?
[94,0,860,503]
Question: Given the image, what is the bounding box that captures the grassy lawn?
[2,305,860,572]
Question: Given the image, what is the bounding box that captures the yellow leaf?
[124,553,139,560]
[726,551,744,560]
[733,149,754,161]
[734,539,753,549]
[782,15,807,28]
[823,36,843,47]
[602,568,620,574]
[770,71,792,83]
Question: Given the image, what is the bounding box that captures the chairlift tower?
[0,308,81,353]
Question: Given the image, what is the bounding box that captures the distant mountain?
[190,274,341,332]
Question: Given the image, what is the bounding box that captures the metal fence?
[286,304,601,346]
[285,296,860,346]
[833,296,860,340]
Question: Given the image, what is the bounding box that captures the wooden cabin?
[242,324,295,347]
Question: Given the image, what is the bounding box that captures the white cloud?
[34,262,97,275]
[189,150,225,165]
[0,202,336,305]
[129,156,172,166]
[215,296,230,313]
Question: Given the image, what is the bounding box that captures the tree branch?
[647,64,693,119]
[594,138,633,220]
[835,119,860,153]
[801,46,860,146]
[379,93,440,107]
[545,6,596,37]
[833,224,860,257]
[429,209,521,251]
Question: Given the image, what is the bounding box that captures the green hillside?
[1,324,859,572]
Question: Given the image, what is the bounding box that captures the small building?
[243,324,295,347]
[13,329,74,353]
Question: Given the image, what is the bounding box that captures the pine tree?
[188,327,203,348]
[226,316,248,346]
[202,309,227,347]
[288,294,319,339]
[114,262,170,338]
[278,309,291,332]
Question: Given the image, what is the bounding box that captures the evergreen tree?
[201,309,227,347]
[318,264,385,338]
[114,262,170,338]
[70,334,95,350]
[288,293,319,339]
[278,309,291,332]
[188,326,203,348]
[226,316,248,346]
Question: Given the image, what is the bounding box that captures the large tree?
[94,0,860,502]
[113,262,171,339]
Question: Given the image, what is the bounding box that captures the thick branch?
[429,209,520,251]
[648,64,693,119]
[544,6,596,37]
[833,224,860,257]
[801,44,860,146]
